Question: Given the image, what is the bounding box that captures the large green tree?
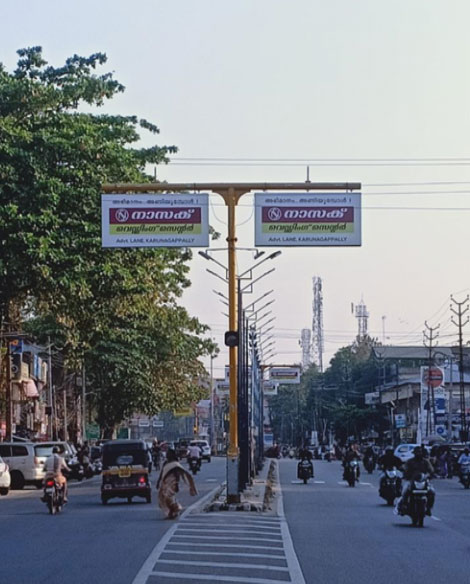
[1,47,214,433]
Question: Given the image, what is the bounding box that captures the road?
[3,456,470,584]
[0,457,225,584]
[280,457,470,584]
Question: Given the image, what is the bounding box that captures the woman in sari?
[156,449,197,519]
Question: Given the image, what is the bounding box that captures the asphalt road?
[280,457,470,584]
[0,457,226,584]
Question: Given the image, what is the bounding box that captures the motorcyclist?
[378,446,403,493]
[342,445,361,479]
[378,446,402,471]
[43,446,70,502]
[457,448,470,477]
[187,443,202,470]
[397,446,435,516]
[297,444,314,478]
[151,438,161,470]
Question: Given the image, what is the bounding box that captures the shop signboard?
[269,367,301,385]
[262,380,279,396]
[254,192,361,247]
[101,193,209,248]
[215,379,230,396]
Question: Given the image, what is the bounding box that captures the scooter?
[344,460,360,487]
[297,459,314,484]
[402,473,431,528]
[363,455,376,474]
[42,477,66,515]
[188,456,201,475]
[379,468,402,505]
[459,462,470,489]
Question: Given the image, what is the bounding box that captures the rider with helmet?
[397,446,435,516]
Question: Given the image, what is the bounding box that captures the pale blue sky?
[2,1,470,375]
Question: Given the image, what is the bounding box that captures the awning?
[21,379,39,398]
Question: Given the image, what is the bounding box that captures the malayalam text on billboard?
[101,193,209,248]
[254,192,361,247]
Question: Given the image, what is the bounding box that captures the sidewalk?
[203,458,278,513]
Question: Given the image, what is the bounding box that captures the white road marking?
[161,550,286,559]
[156,559,289,571]
[131,485,220,584]
[150,573,291,583]
[171,534,282,542]
[431,515,442,521]
[276,461,307,584]
[177,528,281,535]
[206,478,217,482]
[314,480,326,484]
[166,542,283,550]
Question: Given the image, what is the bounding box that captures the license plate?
[45,488,53,494]
[118,469,131,478]
[412,490,427,494]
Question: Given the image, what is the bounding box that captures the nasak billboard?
[101,193,209,248]
[254,192,361,247]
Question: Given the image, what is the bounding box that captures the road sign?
[422,367,444,388]
[394,414,406,428]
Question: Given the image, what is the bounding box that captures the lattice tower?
[355,297,369,341]
[300,328,312,370]
[312,277,324,373]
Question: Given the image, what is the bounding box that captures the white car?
[189,440,211,462]
[0,456,11,496]
[394,443,420,463]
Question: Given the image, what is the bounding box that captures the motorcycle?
[297,459,314,484]
[379,468,402,505]
[188,456,201,475]
[43,477,65,515]
[459,462,470,489]
[67,457,84,482]
[404,473,431,528]
[363,455,376,474]
[344,460,360,487]
[288,448,296,459]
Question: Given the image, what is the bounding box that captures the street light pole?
[103,180,361,503]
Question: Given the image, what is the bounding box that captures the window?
[0,445,11,457]
[12,445,28,457]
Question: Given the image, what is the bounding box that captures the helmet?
[385,446,394,453]
[413,446,423,456]
[52,446,60,454]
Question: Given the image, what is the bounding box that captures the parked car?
[0,442,46,489]
[189,439,211,462]
[0,456,11,495]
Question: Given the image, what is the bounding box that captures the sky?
[2,1,470,380]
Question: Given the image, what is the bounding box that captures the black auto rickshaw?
[101,440,151,505]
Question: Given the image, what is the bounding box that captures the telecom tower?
[300,328,312,370]
[354,297,369,342]
[312,277,324,373]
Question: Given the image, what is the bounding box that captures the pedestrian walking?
[156,448,197,519]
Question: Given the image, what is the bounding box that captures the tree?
[1,47,215,433]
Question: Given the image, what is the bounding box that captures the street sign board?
[215,379,230,395]
[254,192,361,247]
[394,414,406,428]
[262,380,279,396]
[422,366,445,388]
[101,193,209,248]
[269,367,301,384]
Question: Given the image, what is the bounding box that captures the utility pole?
[47,337,54,440]
[423,321,439,437]
[451,295,469,441]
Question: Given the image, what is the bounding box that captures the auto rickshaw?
[101,440,151,505]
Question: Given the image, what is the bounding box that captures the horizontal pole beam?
[102,181,361,193]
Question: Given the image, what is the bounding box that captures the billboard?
[101,193,209,248]
[269,367,301,384]
[254,192,361,247]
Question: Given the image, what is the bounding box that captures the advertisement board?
[254,192,361,247]
[215,379,230,395]
[262,380,279,396]
[101,193,209,248]
[269,367,301,384]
